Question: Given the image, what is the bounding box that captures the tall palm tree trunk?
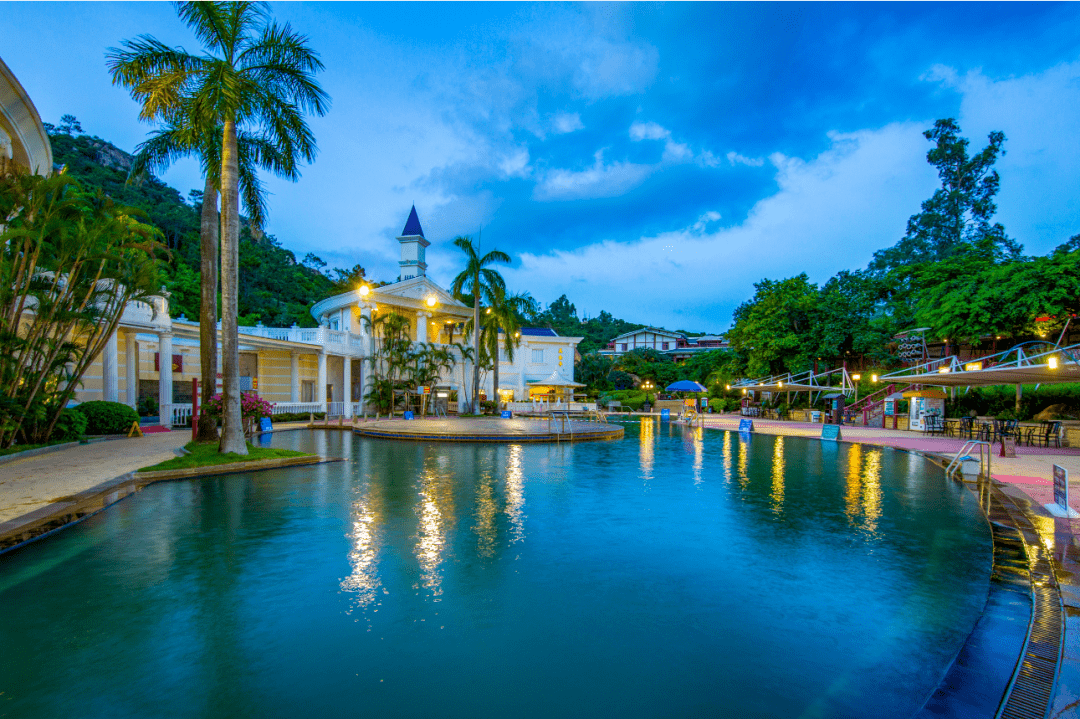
[196,176,220,441]
[219,120,246,454]
[472,293,481,414]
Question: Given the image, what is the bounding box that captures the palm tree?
[450,236,509,414]
[108,1,329,453]
[128,118,300,441]
[470,288,534,409]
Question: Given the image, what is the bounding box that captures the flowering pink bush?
[202,393,275,420]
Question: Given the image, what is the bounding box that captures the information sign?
[403,411,414,420]
[884,399,894,417]
[999,436,1016,458]
[739,419,754,433]
[821,424,842,441]
[660,409,670,421]
[259,417,273,432]
[501,410,512,419]
[1054,464,1068,510]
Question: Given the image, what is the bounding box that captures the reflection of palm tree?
[108,1,329,453]
[451,236,509,414]
[128,119,301,441]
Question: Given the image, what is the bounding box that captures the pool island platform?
[351,416,624,442]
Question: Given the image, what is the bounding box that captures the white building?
[76,206,585,422]
[599,327,728,361]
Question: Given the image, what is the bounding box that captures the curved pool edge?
[692,421,1067,718]
[0,453,343,555]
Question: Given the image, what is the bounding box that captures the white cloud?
[498,147,531,178]
[629,121,670,141]
[506,122,939,330]
[533,150,656,201]
[931,61,1080,254]
[552,112,584,134]
[726,151,765,167]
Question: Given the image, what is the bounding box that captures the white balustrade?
[327,401,345,416]
[271,402,322,416]
[349,402,363,416]
[171,403,193,427]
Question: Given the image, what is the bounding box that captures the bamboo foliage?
[0,171,164,446]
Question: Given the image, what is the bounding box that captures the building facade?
[599,328,729,361]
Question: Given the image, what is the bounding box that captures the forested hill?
[48,127,343,327]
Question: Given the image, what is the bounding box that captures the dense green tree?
[727,274,818,377]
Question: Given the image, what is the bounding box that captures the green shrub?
[50,407,87,441]
[137,395,158,417]
[78,401,140,435]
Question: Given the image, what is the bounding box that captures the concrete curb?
[0,454,341,554]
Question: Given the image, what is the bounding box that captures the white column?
[317,350,327,413]
[416,311,429,343]
[125,331,137,408]
[290,352,300,403]
[158,331,173,426]
[102,329,119,403]
[343,355,352,418]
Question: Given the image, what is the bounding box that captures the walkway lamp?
[1049,356,1059,370]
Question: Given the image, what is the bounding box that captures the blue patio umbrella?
[666,380,707,392]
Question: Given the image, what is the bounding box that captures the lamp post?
[851,373,861,404]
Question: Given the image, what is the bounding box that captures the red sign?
[154,353,182,373]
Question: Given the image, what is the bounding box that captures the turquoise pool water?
[0,422,991,718]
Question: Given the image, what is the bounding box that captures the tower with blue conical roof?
[397,205,430,280]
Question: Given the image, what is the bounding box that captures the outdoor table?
[942,418,961,437]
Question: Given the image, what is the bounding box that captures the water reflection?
[415,460,450,597]
[692,427,704,486]
[721,431,733,484]
[341,492,381,609]
[474,462,497,559]
[505,444,526,543]
[737,433,750,489]
[844,443,884,536]
[771,436,785,513]
[639,417,655,483]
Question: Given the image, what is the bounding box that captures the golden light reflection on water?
[415,464,452,597]
[737,434,749,489]
[505,444,526,543]
[341,492,381,609]
[640,417,655,483]
[692,427,704,486]
[771,437,785,512]
[844,443,883,535]
[721,431,733,484]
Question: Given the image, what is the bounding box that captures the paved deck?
[353,417,624,442]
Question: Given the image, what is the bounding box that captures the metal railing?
[944,441,992,481]
[171,403,192,427]
[546,410,573,441]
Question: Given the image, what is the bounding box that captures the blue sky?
[4,2,1080,332]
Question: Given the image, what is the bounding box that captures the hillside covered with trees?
[47,119,350,327]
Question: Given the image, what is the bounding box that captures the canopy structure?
[666,380,707,392]
[882,342,1080,388]
[527,370,585,388]
[730,366,856,398]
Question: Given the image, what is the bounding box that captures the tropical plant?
[450,235,510,414]
[107,0,329,454]
[469,287,533,406]
[124,110,303,441]
[0,171,163,447]
[77,400,141,435]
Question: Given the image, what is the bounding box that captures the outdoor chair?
[922,416,942,436]
[1034,421,1062,449]
[958,417,975,439]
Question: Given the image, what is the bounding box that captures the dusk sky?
[5,2,1080,332]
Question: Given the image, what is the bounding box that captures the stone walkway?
[0,432,188,524]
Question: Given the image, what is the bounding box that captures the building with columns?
[77,206,586,423]
[1,55,53,176]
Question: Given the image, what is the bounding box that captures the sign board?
[821,424,842,441]
[684,399,695,407]
[259,417,273,432]
[884,399,895,417]
[403,411,414,420]
[1054,464,1068,509]
[738,419,754,433]
[418,386,430,395]
[700,398,708,407]
[999,436,1016,458]
[660,409,670,421]
[501,410,512,419]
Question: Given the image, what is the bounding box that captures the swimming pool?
[0,421,991,718]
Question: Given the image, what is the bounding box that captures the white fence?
[327,401,345,416]
[506,401,597,414]
[271,402,323,416]
[171,403,192,427]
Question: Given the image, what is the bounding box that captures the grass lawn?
[140,441,311,472]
